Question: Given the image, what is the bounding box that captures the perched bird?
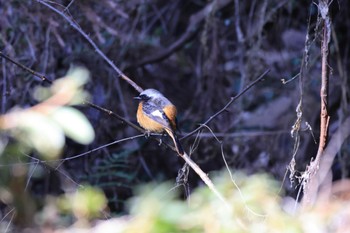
[135,89,184,155]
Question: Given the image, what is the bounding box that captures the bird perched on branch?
[134,89,184,155]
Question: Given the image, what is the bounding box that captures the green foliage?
[58,185,107,220]
[0,66,94,160]
[121,173,284,233]
[50,107,94,145]
[8,110,66,159]
[0,66,96,227]
[112,172,348,233]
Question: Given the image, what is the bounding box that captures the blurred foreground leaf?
[11,111,65,159]
[51,107,94,145]
[122,173,287,233]
[58,186,107,220]
[0,66,94,159]
[4,170,348,232]
[118,172,349,233]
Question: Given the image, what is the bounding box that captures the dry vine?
[302,0,332,207]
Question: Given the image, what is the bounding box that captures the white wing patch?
[151,109,164,118]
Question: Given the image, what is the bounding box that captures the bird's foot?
[144,131,151,138]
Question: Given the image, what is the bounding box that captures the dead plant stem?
[302,0,331,206]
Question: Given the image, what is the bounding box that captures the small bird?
[134,89,184,155]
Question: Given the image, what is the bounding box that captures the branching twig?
[1,52,230,205]
[84,101,142,132]
[128,0,233,68]
[285,2,313,192]
[0,51,176,151]
[0,52,53,84]
[1,56,8,114]
[172,69,270,206]
[182,69,270,140]
[316,0,331,161]
[36,0,143,94]
[83,102,179,152]
[318,116,350,186]
[0,52,175,152]
[2,50,234,208]
[180,151,230,208]
[2,0,269,206]
[302,0,332,206]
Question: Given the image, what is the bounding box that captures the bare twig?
[1,56,7,114]
[182,69,270,140]
[0,52,178,154]
[55,135,145,165]
[318,116,350,186]
[128,0,233,68]
[302,0,332,206]
[180,151,230,208]
[316,0,331,160]
[1,52,229,207]
[0,52,53,84]
[36,0,143,95]
[1,0,259,205]
[234,0,244,43]
[85,102,179,152]
[84,101,142,132]
[64,0,76,12]
[2,48,231,208]
[286,3,314,187]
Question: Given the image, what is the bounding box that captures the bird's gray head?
[135,89,172,106]
[135,89,164,101]
[139,89,164,99]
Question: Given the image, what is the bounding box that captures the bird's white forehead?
[141,89,163,98]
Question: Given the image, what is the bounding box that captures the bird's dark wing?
[142,102,173,131]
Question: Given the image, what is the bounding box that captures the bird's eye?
[140,94,149,100]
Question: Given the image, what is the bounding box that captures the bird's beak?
[133,96,141,100]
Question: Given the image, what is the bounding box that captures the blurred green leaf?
[66,66,91,87]
[122,172,304,233]
[50,107,95,145]
[33,86,51,102]
[52,66,91,105]
[1,66,94,159]
[14,111,64,159]
[58,186,107,220]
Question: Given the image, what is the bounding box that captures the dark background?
[1,0,349,214]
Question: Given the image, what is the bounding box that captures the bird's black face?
[134,94,151,101]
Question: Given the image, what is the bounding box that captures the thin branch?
[84,101,142,132]
[55,135,145,165]
[1,0,256,204]
[1,56,7,114]
[234,0,244,42]
[316,0,331,160]
[36,0,143,94]
[1,52,229,207]
[318,116,350,184]
[286,2,313,188]
[182,69,270,140]
[180,151,230,208]
[173,72,271,209]
[2,50,231,208]
[64,0,76,12]
[128,0,233,68]
[0,52,53,84]
[84,101,177,151]
[0,52,178,154]
[302,0,332,206]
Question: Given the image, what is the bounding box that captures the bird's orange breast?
[137,102,165,133]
